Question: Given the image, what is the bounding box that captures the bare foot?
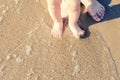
[51,23,63,38]
[51,1,68,38]
[69,24,85,38]
[83,0,105,21]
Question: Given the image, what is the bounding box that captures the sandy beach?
[0,0,120,80]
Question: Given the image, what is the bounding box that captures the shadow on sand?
[79,0,120,38]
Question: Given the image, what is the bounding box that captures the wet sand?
[0,0,120,80]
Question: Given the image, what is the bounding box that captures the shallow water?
[0,0,119,80]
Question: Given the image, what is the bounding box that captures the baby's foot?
[51,23,63,38]
[69,24,85,38]
[51,0,67,38]
[85,0,105,21]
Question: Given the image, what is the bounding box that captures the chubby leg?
[61,0,68,25]
[47,0,63,38]
[67,0,85,38]
[61,0,68,18]
[81,0,105,21]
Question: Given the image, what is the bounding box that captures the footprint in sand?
[0,4,9,15]
[0,16,3,25]
[26,45,33,55]
[26,68,35,80]
[71,51,81,76]
[35,76,40,80]
[14,0,21,5]
[0,5,9,25]
[0,65,6,75]
[2,6,9,15]
[13,54,18,58]
[72,64,80,76]
[5,54,12,61]
[16,56,24,63]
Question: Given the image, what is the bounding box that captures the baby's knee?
[47,0,60,9]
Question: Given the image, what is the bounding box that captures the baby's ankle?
[69,23,78,27]
[53,22,63,27]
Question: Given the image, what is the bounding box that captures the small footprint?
[6,54,12,61]
[13,54,18,58]
[26,68,35,80]
[0,5,9,25]
[71,51,81,76]
[16,56,24,63]
[14,0,21,5]
[35,76,40,80]
[72,64,80,76]
[0,65,6,75]
[0,16,3,25]
[2,6,9,15]
[26,45,32,55]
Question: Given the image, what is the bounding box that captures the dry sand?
[0,0,120,80]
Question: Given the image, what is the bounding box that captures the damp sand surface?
[0,0,120,80]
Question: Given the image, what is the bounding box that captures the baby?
[47,0,105,38]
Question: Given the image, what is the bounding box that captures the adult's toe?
[92,14,101,21]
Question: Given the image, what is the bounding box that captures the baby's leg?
[47,0,63,38]
[67,0,85,38]
[61,0,68,25]
[61,0,68,18]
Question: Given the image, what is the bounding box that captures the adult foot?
[82,0,105,21]
[51,23,63,38]
[69,24,85,38]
